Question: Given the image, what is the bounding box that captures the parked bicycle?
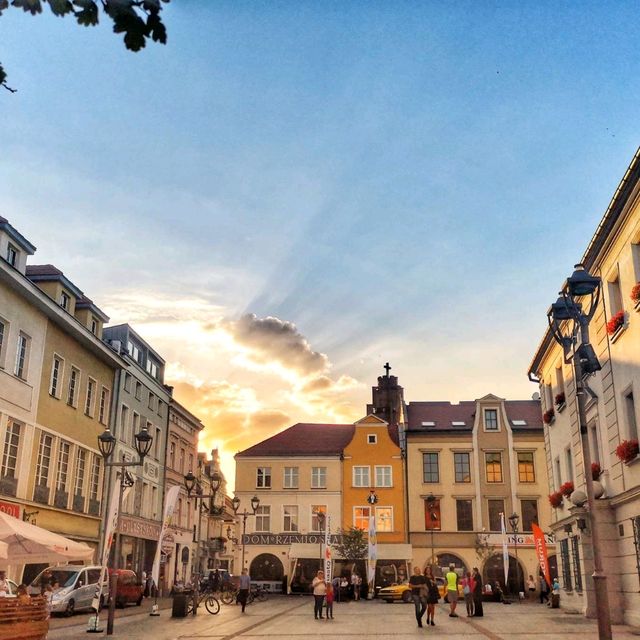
[186,588,220,615]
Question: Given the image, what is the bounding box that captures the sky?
[1,2,640,488]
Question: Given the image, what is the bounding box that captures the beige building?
[528,148,640,626]
[406,394,552,592]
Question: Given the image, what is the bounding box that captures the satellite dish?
[531,392,540,401]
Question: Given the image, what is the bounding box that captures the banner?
[152,484,182,587]
[367,515,377,586]
[93,480,132,611]
[500,512,509,587]
[532,523,551,587]
[323,515,332,582]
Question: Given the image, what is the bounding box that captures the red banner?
[0,501,20,519]
[532,523,551,587]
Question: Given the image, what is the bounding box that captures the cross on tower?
[384,362,391,376]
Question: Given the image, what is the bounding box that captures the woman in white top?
[312,571,326,619]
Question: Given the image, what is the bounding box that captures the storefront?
[118,515,161,579]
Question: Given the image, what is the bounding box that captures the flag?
[323,515,332,582]
[367,514,377,586]
[532,523,551,587]
[152,484,182,587]
[501,512,509,587]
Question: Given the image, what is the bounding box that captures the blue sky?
[1,2,639,480]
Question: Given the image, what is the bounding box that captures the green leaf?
[0,62,6,86]
[147,12,166,44]
[47,0,73,16]
[11,0,43,15]
[0,1,9,15]
[73,0,98,26]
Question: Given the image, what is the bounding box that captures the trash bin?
[551,593,560,609]
[172,593,189,618]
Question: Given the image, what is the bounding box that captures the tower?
[367,362,405,425]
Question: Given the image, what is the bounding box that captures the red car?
[109,570,144,608]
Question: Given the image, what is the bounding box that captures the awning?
[289,543,412,561]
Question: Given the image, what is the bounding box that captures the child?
[325,583,334,620]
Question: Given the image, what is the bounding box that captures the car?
[378,577,465,604]
[109,569,144,608]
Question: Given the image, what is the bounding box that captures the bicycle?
[186,589,220,615]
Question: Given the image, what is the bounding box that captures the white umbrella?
[0,512,94,566]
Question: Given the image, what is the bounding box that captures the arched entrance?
[483,553,524,595]
[249,553,284,581]
[433,553,467,577]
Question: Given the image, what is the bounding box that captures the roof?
[25,264,63,277]
[0,217,37,254]
[235,423,355,458]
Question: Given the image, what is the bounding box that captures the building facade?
[528,149,640,626]
[406,394,552,593]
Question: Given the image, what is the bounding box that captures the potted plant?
[560,481,574,497]
[606,310,625,336]
[591,461,603,480]
[543,408,555,425]
[548,491,563,508]
[616,439,639,464]
[555,392,566,409]
[631,282,640,306]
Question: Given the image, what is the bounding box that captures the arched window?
[482,553,525,594]
[433,553,467,577]
[249,554,284,581]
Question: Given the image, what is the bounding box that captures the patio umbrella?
[0,512,94,566]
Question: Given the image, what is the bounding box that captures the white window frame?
[311,466,326,489]
[367,434,377,444]
[49,354,65,398]
[60,291,71,311]
[375,505,394,532]
[98,386,110,425]
[353,505,371,530]
[85,377,97,417]
[283,466,299,489]
[256,467,271,489]
[56,440,71,494]
[1,420,21,479]
[311,505,327,532]
[74,448,86,497]
[483,408,499,431]
[35,432,53,488]
[6,243,18,267]
[374,465,392,487]
[67,366,80,407]
[0,316,7,368]
[90,455,101,501]
[283,505,298,532]
[353,465,370,487]
[254,505,270,532]
[14,332,29,379]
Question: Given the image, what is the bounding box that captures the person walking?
[351,571,361,601]
[527,574,536,600]
[325,583,334,620]
[237,569,251,613]
[471,567,483,617]
[539,573,549,604]
[445,563,459,617]
[461,570,475,617]
[424,565,439,626]
[409,567,427,627]
[312,570,327,619]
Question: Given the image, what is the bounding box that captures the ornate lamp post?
[97,424,153,636]
[508,512,521,600]
[232,495,260,571]
[426,493,438,570]
[316,510,326,569]
[546,263,611,640]
[183,469,222,615]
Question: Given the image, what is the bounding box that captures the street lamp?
[184,470,221,615]
[508,512,521,600]
[316,510,326,570]
[547,263,611,640]
[232,496,260,571]
[97,424,153,636]
[426,494,437,570]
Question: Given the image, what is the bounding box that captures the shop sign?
[161,533,175,555]
[0,501,20,519]
[484,532,555,547]
[119,515,161,540]
[241,533,343,545]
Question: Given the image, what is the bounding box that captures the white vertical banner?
[93,481,132,611]
[323,515,332,582]
[367,514,377,587]
[152,484,182,587]
[501,512,509,588]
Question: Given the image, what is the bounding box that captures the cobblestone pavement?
[46,597,639,640]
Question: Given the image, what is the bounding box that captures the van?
[28,565,108,616]
[109,569,144,607]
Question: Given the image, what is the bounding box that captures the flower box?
[543,408,555,425]
[555,392,566,412]
[607,311,625,337]
[548,491,563,508]
[560,481,574,497]
[631,282,640,308]
[591,462,603,481]
[616,439,639,464]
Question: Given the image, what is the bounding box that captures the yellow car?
[378,577,464,603]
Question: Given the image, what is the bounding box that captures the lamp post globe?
[566,263,601,297]
[184,471,196,495]
[210,471,222,494]
[232,496,240,513]
[98,427,116,460]
[134,425,153,460]
[250,495,260,513]
[508,513,519,531]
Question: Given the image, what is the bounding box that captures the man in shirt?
[237,569,251,613]
[409,566,426,627]
[445,564,459,617]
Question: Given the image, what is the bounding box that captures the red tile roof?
[236,423,355,457]
[26,264,63,277]
[504,400,543,429]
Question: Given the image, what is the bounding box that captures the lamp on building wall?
[546,263,611,640]
[97,424,154,636]
[508,512,522,599]
[232,496,260,573]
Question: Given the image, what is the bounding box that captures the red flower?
[548,491,563,508]
[560,481,574,497]
[631,282,640,304]
[555,392,565,406]
[616,439,639,464]
[607,311,625,336]
[591,462,602,480]
[543,408,555,425]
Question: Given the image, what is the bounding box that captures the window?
[120,405,129,440]
[56,441,70,493]
[311,505,327,532]
[565,447,574,483]
[424,498,440,530]
[157,400,163,417]
[67,367,79,406]
[367,434,377,444]
[485,452,503,483]
[283,467,299,489]
[1,420,21,479]
[6,243,18,267]
[49,356,63,397]
[375,506,393,532]
[487,499,504,531]
[146,359,158,379]
[188,453,193,472]
[132,412,140,444]
[554,456,562,490]
[127,340,141,363]
[283,505,298,532]
[0,319,5,364]
[74,449,86,497]
[560,538,572,591]
[456,499,473,531]
[256,467,271,488]
[571,536,583,591]
[354,506,370,530]
[555,365,565,401]
[607,273,623,316]
[154,427,161,459]
[60,291,71,311]
[35,433,53,487]
[353,466,370,487]
[148,392,155,411]
[632,517,640,590]
[254,505,270,532]
[85,378,96,416]
[14,333,29,378]
[179,447,185,473]
[521,499,538,532]
[98,387,110,424]
[169,442,175,469]
[90,317,99,336]
[135,381,142,400]
[589,420,601,465]
[375,465,392,487]
[311,466,326,488]
[454,452,471,483]
[90,455,101,501]
[123,373,132,393]
[422,453,439,483]
[484,409,498,430]
[517,452,535,483]
[625,391,638,441]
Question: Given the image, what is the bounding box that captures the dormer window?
[484,409,498,430]
[91,317,99,335]
[60,291,71,311]
[367,434,377,444]
[6,244,18,267]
